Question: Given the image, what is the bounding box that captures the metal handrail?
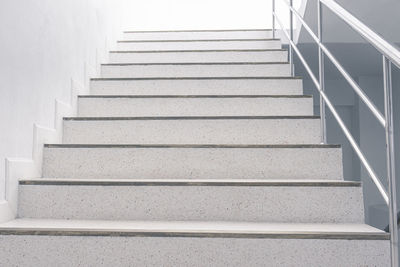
[272,0,398,266]
[280,0,386,126]
[320,0,400,69]
[273,13,389,204]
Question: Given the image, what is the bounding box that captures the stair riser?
[122,30,273,40]
[90,78,303,95]
[109,50,287,63]
[0,236,389,267]
[18,184,364,223]
[100,64,290,78]
[116,40,281,51]
[42,147,343,180]
[78,97,314,117]
[62,119,321,145]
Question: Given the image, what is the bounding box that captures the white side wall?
[120,0,275,31]
[0,0,130,212]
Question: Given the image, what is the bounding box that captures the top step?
[122,29,273,41]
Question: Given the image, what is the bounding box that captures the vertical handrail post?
[317,0,327,143]
[383,56,399,267]
[272,0,276,39]
[289,0,294,76]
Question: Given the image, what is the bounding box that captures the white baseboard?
[0,30,116,223]
[0,78,86,223]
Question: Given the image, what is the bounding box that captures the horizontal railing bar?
[280,0,386,127]
[320,44,386,126]
[320,0,400,69]
[273,13,319,86]
[274,12,389,204]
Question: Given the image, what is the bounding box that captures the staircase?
[0,29,390,266]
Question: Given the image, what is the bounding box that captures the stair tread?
[123,29,272,33]
[118,38,279,43]
[64,115,320,121]
[91,76,302,80]
[78,94,312,98]
[44,144,340,148]
[110,49,286,53]
[19,178,357,186]
[0,219,387,239]
[101,62,289,66]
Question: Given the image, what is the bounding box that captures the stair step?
[77,95,314,117]
[109,49,288,63]
[100,62,290,78]
[18,179,363,223]
[62,116,321,145]
[116,39,281,51]
[42,144,343,180]
[0,219,389,266]
[122,29,273,40]
[90,77,303,96]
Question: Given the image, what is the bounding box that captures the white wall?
[122,0,276,31]
[0,0,130,203]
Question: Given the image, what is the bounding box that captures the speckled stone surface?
[109,50,288,63]
[77,96,313,117]
[18,182,364,222]
[0,218,387,233]
[2,33,385,266]
[62,118,321,144]
[90,77,303,96]
[42,146,343,180]
[0,235,389,266]
[116,39,282,51]
[122,29,274,40]
[100,63,291,78]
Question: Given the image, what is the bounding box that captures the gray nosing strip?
[43,144,341,149]
[63,116,320,121]
[109,49,287,53]
[19,180,361,187]
[123,29,272,33]
[117,38,280,43]
[90,77,302,81]
[101,62,289,66]
[78,95,313,99]
[0,229,389,240]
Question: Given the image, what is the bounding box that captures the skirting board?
[0,30,117,223]
[1,78,85,223]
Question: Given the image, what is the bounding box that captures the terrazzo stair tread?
[62,116,321,144]
[100,62,291,78]
[2,28,389,266]
[0,219,388,238]
[42,144,343,180]
[18,179,363,222]
[108,49,288,63]
[0,220,389,266]
[116,38,282,51]
[122,29,273,40]
[90,77,304,96]
[77,95,314,117]
[19,178,360,186]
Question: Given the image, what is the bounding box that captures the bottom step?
[0,219,389,266]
